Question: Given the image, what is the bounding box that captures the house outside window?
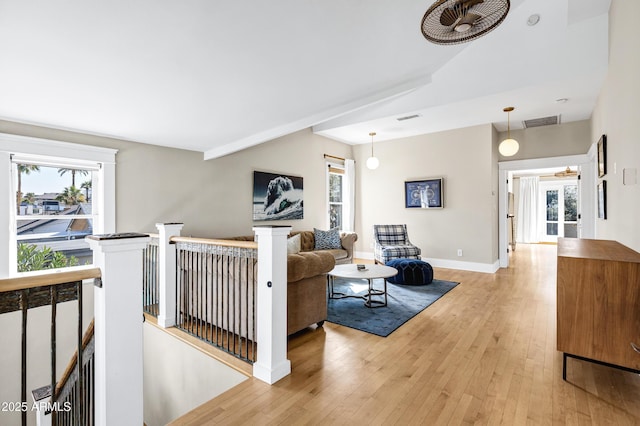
[14,161,98,272]
[0,134,116,277]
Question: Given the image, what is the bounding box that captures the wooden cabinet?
[557,238,640,377]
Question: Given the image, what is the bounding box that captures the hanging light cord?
[504,106,515,138]
[369,132,376,156]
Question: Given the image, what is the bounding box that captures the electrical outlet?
[457,249,463,257]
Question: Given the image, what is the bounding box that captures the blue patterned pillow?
[314,228,341,250]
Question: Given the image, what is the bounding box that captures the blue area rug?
[327,278,459,337]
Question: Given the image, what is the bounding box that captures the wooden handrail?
[55,319,95,397]
[170,236,258,250]
[0,266,102,293]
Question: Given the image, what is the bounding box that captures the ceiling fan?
[554,167,579,178]
[421,0,510,45]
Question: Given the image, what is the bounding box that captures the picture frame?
[597,134,607,178]
[405,178,443,209]
[597,180,607,219]
[253,171,304,221]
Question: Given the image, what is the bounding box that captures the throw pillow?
[287,234,301,254]
[314,228,341,250]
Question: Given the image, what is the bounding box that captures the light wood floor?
[171,244,640,425]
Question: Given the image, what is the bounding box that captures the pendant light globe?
[499,107,519,157]
[366,131,380,169]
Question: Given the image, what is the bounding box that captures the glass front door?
[540,182,578,242]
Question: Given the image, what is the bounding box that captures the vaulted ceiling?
[0,0,610,159]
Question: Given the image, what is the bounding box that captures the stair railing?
[0,267,101,426]
[143,234,160,317]
[171,236,258,363]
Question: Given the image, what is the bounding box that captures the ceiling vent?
[523,115,560,128]
[396,114,421,121]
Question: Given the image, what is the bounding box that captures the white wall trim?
[428,258,500,274]
[355,251,499,273]
[0,133,117,163]
[354,251,374,260]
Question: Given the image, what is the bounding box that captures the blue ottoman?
[386,258,433,285]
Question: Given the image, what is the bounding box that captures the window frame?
[326,162,345,230]
[0,133,117,277]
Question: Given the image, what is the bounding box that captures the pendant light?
[366,132,379,170]
[499,106,519,157]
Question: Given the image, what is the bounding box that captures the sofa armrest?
[287,251,335,282]
[339,232,358,262]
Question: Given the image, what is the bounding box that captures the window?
[539,181,578,242]
[563,185,578,238]
[0,134,116,276]
[327,164,344,230]
[13,159,99,272]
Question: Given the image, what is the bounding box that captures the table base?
[328,276,388,308]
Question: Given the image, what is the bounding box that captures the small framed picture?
[405,178,443,209]
[597,134,607,178]
[597,180,607,219]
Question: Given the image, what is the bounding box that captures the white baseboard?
[354,251,374,260]
[428,258,500,274]
[354,251,500,274]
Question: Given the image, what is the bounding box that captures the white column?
[86,233,150,426]
[32,390,52,426]
[251,226,291,384]
[156,223,183,328]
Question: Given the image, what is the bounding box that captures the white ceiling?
[0,0,610,159]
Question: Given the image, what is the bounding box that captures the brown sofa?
[286,250,335,334]
[291,230,358,265]
[231,230,357,335]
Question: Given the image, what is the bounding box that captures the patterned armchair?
[373,224,421,264]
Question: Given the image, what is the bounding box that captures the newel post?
[156,222,183,328]
[86,233,150,426]
[252,225,291,384]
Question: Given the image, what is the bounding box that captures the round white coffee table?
[328,264,398,308]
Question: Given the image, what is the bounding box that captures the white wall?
[497,120,592,161]
[591,0,640,252]
[354,124,499,271]
[202,128,354,237]
[0,122,353,238]
[143,323,247,426]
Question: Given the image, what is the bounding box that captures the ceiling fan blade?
[439,7,459,26]
[458,12,481,26]
[440,0,484,28]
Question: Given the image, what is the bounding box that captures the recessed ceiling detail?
[421,0,510,45]
[396,114,421,121]
[523,115,560,128]
[527,14,541,26]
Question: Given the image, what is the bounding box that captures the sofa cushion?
[287,251,335,283]
[293,231,316,252]
[287,234,301,254]
[314,228,341,250]
[322,248,348,261]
